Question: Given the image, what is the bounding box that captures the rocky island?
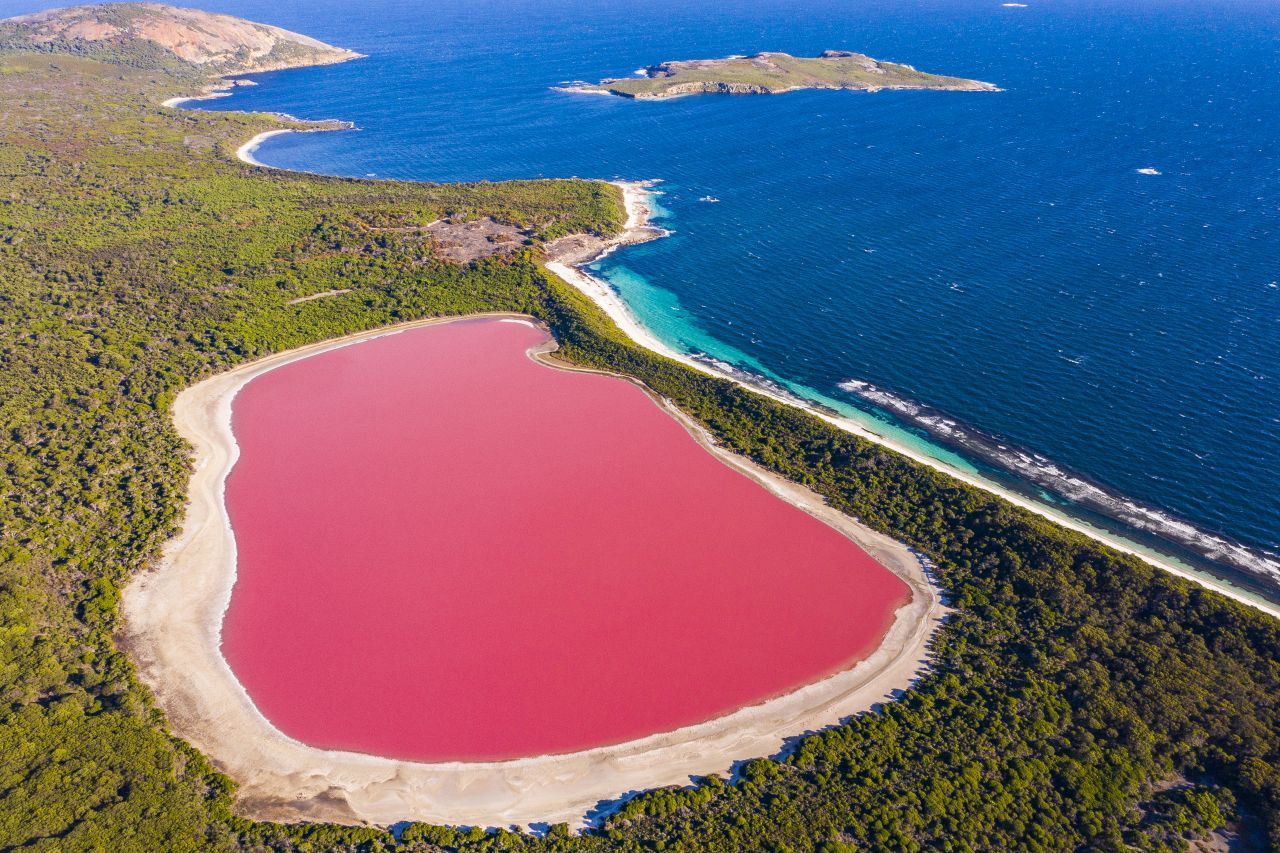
[0,2,361,76]
[563,50,998,99]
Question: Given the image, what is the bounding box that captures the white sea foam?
[837,379,1280,589]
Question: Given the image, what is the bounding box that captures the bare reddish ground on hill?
[221,319,908,761]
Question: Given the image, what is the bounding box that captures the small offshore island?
[564,50,999,99]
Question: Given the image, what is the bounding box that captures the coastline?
[120,312,943,829]
[163,77,355,169]
[548,182,1280,621]
[162,91,231,109]
[194,73,1275,616]
[161,48,364,111]
[236,128,293,166]
[133,76,1276,828]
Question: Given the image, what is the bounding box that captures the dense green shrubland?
[0,50,1276,852]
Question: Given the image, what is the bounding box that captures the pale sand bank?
[547,182,1280,621]
[235,128,293,166]
[162,90,231,109]
[122,313,943,829]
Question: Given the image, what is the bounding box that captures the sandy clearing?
[545,183,1280,621]
[121,310,943,829]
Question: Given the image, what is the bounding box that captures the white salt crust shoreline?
[550,183,1280,622]
[121,312,943,829]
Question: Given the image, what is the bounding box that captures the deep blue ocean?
[9,0,1278,597]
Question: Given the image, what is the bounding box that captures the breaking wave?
[838,379,1280,591]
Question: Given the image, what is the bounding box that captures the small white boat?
[699,195,721,203]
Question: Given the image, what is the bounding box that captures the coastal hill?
[0,2,361,75]
[566,50,998,99]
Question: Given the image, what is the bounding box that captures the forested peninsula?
[1,4,1277,851]
[563,50,998,99]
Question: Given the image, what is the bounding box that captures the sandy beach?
[162,81,296,166]
[235,128,293,166]
[548,182,1280,621]
[161,92,230,109]
[121,312,943,829]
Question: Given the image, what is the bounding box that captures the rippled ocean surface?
[17,0,1278,594]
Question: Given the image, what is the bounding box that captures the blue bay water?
[9,0,1276,594]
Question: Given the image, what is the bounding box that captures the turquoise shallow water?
[8,0,1276,597]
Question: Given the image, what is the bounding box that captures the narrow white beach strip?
[162,91,232,108]
[235,129,293,166]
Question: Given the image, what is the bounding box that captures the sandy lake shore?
[121,312,943,829]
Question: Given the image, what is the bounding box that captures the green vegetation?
[568,51,998,99]
[0,40,1277,853]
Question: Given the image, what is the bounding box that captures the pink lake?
[221,318,908,761]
